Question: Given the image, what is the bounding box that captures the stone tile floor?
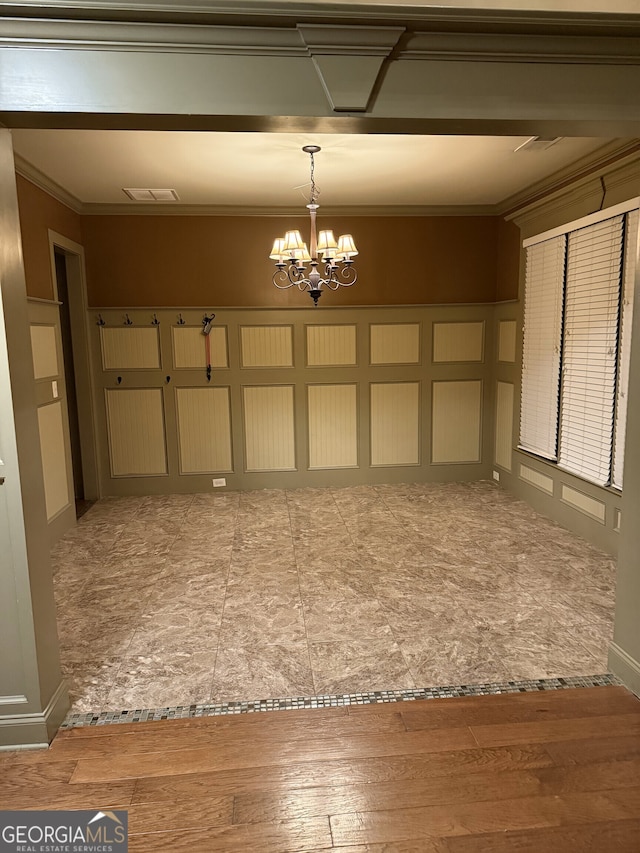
[50,482,616,713]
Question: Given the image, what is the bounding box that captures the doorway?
[47,231,100,513]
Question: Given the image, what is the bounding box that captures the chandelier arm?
[273,268,299,290]
[334,265,358,287]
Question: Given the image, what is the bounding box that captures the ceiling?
[11,130,622,213]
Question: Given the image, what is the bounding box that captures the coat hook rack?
[96,314,106,326]
[124,314,133,325]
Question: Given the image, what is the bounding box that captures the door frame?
[48,230,100,500]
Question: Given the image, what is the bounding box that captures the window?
[520,201,639,490]
[520,234,565,461]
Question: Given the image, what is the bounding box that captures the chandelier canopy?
[269,145,358,306]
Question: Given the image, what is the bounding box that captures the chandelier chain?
[309,151,317,206]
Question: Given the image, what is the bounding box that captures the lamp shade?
[292,243,312,264]
[337,234,358,258]
[269,237,287,260]
[283,230,305,254]
[317,230,338,255]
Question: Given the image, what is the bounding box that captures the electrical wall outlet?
[492,470,500,482]
[212,478,226,487]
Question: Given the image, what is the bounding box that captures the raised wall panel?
[495,381,514,471]
[30,325,58,379]
[241,325,293,368]
[176,387,232,474]
[308,384,358,469]
[370,324,420,365]
[37,401,70,520]
[498,320,517,363]
[432,380,482,463]
[105,388,167,476]
[172,326,228,369]
[370,382,419,466]
[433,322,484,363]
[100,327,161,370]
[307,325,357,366]
[243,385,295,471]
[519,463,554,495]
[561,485,606,523]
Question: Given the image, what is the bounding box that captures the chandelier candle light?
[269,145,358,306]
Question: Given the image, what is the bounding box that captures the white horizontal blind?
[519,235,565,460]
[558,215,624,486]
[612,209,639,489]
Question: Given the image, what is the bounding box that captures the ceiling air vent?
[123,188,180,201]
[513,137,562,153]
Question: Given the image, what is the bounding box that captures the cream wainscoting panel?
[306,325,357,367]
[176,387,233,474]
[370,324,420,365]
[37,401,70,520]
[172,326,228,369]
[519,463,554,495]
[243,385,296,471]
[308,384,358,469]
[105,389,167,476]
[561,485,606,523]
[30,325,58,380]
[241,326,293,368]
[370,382,420,466]
[433,322,484,363]
[498,319,517,363]
[432,380,482,463]
[100,327,161,370]
[495,381,514,471]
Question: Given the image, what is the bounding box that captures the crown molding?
[1,10,639,58]
[0,18,307,54]
[499,139,640,218]
[402,30,640,64]
[2,1,640,32]
[13,153,83,213]
[80,202,496,216]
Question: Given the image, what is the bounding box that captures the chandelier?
[269,145,358,306]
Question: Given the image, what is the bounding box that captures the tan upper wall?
[14,174,521,307]
[16,175,83,301]
[495,218,520,303]
[80,213,510,308]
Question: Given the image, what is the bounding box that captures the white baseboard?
[609,642,640,698]
[0,678,69,748]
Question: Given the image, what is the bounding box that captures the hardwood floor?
[1,686,639,851]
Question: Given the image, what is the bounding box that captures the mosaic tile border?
[60,673,621,729]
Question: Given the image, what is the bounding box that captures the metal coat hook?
[117,376,122,385]
[202,313,216,335]
[151,313,160,325]
[124,314,133,325]
[166,375,171,384]
[177,313,186,325]
[206,365,212,382]
[96,314,106,326]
